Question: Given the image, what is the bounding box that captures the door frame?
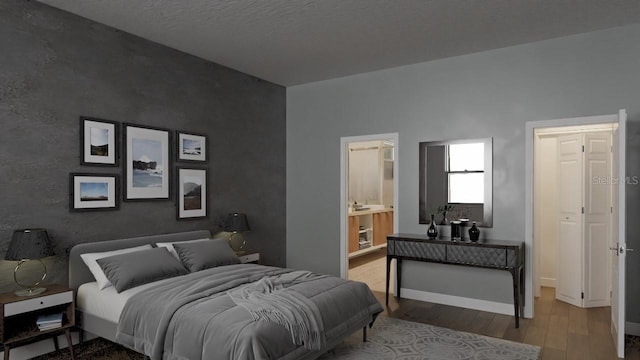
[525,112,622,320]
[340,133,399,280]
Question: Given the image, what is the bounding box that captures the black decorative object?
[450,221,461,241]
[427,214,438,239]
[469,222,480,242]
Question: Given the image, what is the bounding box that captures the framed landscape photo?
[177,131,207,162]
[124,124,171,201]
[70,173,119,211]
[80,117,119,166]
[177,167,207,219]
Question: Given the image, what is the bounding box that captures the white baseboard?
[627,321,640,336]
[400,288,524,317]
[539,277,556,288]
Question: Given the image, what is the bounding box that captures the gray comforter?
[116,264,383,360]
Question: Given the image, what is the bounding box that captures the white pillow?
[80,244,153,290]
[155,238,211,260]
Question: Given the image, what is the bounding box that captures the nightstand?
[237,250,260,264]
[0,284,75,360]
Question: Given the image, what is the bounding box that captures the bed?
[68,230,383,360]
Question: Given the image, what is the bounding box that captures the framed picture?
[176,131,207,162]
[124,124,171,201]
[80,117,119,166]
[69,173,119,211]
[177,167,207,219]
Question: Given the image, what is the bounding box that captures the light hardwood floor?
[348,249,391,293]
[349,251,635,359]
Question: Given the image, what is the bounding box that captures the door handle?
[610,246,634,254]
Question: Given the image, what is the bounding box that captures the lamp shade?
[5,229,54,261]
[224,213,250,233]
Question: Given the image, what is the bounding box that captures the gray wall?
[0,0,286,291]
[287,25,640,322]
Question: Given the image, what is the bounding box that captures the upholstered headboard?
[68,230,211,291]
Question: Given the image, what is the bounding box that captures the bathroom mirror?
[419,138,493,227]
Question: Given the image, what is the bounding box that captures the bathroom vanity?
[348,208,393,257]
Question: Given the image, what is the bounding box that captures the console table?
[386,233,525,327]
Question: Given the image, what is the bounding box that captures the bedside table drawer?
[4,291,73,316]
[238,252,260,264]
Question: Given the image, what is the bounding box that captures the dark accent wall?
[0,0,286,291]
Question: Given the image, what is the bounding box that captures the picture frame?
[123,123,171,201]
[69,173,119,211]
[176,167,207,219]
[80,117,119,166]
[176,131,207,162]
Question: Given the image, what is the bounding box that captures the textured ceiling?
[37,0,640,86]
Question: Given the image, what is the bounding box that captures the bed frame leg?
[362,326,367,342]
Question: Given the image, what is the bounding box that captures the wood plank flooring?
[349,251,620,359]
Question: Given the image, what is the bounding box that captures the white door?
[556,134,584,307]
[611,110,627,358]
[583,132,612,307]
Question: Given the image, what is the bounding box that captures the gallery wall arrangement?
[73,118,209,219]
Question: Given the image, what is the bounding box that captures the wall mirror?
[419,138,493,227]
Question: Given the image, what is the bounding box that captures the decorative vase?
[468,222,480,242]
[427,214,438,239]
[439,211,448,225]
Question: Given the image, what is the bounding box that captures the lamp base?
[15,287,47,297]
[13,259,48,297]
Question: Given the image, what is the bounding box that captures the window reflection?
[448,143,485,204]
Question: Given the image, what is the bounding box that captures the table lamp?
[224,213,250,254]
[5,229,55,297]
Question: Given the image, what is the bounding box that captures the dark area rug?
[627,334,640,357]
[33,338,143,360]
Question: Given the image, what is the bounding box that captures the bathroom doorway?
[340,133,399,294]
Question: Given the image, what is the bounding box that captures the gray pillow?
[173,238,240,272]
[97,247,188,292]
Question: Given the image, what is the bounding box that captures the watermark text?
[591,176,639,185]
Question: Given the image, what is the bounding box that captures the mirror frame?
[419,137,493,227]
